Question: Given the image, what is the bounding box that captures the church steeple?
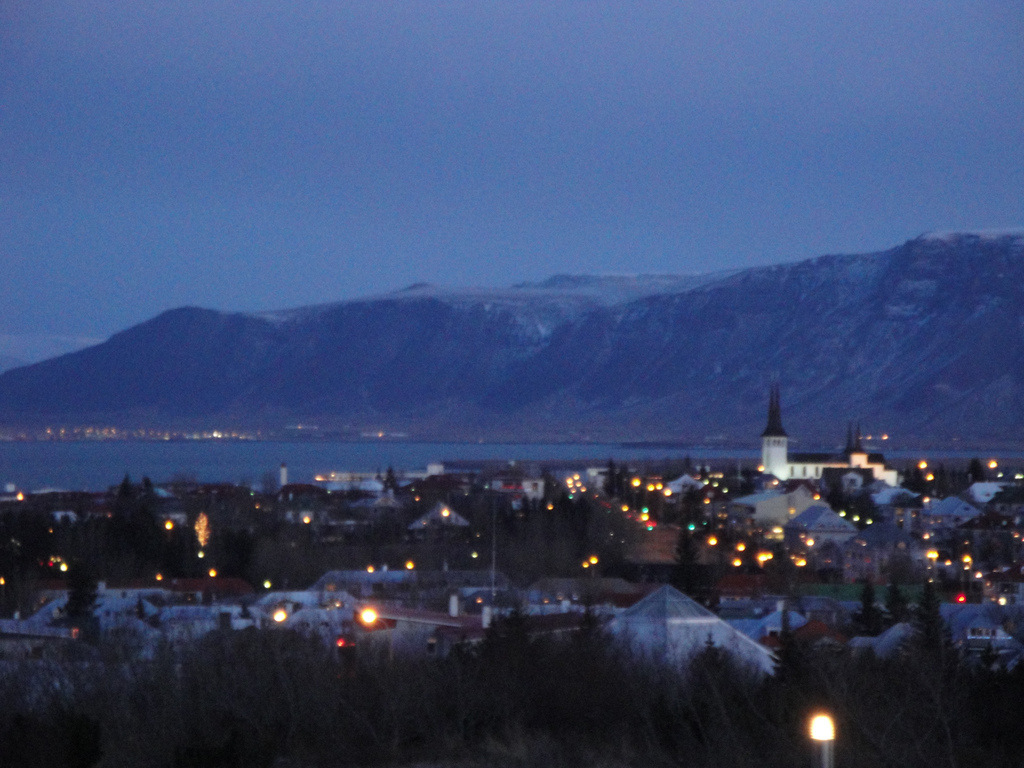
[760,384,789,478]
[761,384,787,438]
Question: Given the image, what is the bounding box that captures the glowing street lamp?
[809,713,835,768]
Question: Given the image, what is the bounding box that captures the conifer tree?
[885,581,908,624]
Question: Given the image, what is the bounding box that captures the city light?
[164,520,174,530]
[405,560,415,570]
[809,714,835,741]
[263,580,272,589]
[359,608,378,625]
[194,512,210,547]
[273,609,287,623]
[208,569,217,578]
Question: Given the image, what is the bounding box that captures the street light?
[809,713,835,768]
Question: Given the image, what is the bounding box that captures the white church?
[760,385,899,487]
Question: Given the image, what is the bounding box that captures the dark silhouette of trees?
[885,581,909,625]
[855,580,884,635]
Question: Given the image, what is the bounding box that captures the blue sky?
[2,1,1022,346]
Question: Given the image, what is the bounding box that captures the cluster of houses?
[707,391,1024,606]
[5,562,1024,673]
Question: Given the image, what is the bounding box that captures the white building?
[760,385,899,486]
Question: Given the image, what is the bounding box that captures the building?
[759,385,899,486]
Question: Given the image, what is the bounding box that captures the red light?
[956,593,967,603]
[336,637,347,647]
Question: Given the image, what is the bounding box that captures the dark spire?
[845,422,855,453]
[855,422,863,452]
[761,384,787,438]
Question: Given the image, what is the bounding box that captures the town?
[2,391,1024,766]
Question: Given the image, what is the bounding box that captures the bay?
[0,440,754,492]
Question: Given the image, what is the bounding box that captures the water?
[0,440,757,492]
[2,440,1019,493]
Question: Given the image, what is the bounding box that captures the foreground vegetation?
[1,614,1022,768]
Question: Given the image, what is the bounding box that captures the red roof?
[715,573,767,598]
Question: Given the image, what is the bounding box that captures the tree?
[672,526,701,597]
[914,579,949,653]
[885,581,909,624]
[65,562,98,622]
[855,580,883,635]
[967,458,987,484]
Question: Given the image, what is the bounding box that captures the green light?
[687,524,696,531]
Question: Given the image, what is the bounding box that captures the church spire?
[855,422,863,452]
[761,384,787,438]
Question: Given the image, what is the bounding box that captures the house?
[983,567,1024,605]
[966,482,1009,506]
[988,485,1024,517]
[848,622,916,659]
[918,497,981,532]
[871,488,923,529]
[666,474,706,494]
[607,585,776,676]
[728,486,817,528]
[784,505,858,549]
[843,522,920,582]
[728,607,809,645]
[941,603,1024,665]
[407,502,471,539]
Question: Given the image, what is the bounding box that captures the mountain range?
[1,230,1023,448]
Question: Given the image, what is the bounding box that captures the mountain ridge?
[1,231,1022,445]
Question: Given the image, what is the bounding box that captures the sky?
[2,1,1023,353]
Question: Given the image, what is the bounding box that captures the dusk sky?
[2,1,1022,352]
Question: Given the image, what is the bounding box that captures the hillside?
[1,231,1022,446]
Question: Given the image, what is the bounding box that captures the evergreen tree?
[672,526,700,596]
[65,562,98,622]
[914,579,948,652]
[856,580,883,635]
[967,458,987,484]
[885,581,908,624]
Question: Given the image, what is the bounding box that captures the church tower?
[761,384,789,479]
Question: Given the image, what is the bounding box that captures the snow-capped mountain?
[1,231,1022,445]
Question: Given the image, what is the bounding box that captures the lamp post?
[359,606,393,661]
[809,714,835,768]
